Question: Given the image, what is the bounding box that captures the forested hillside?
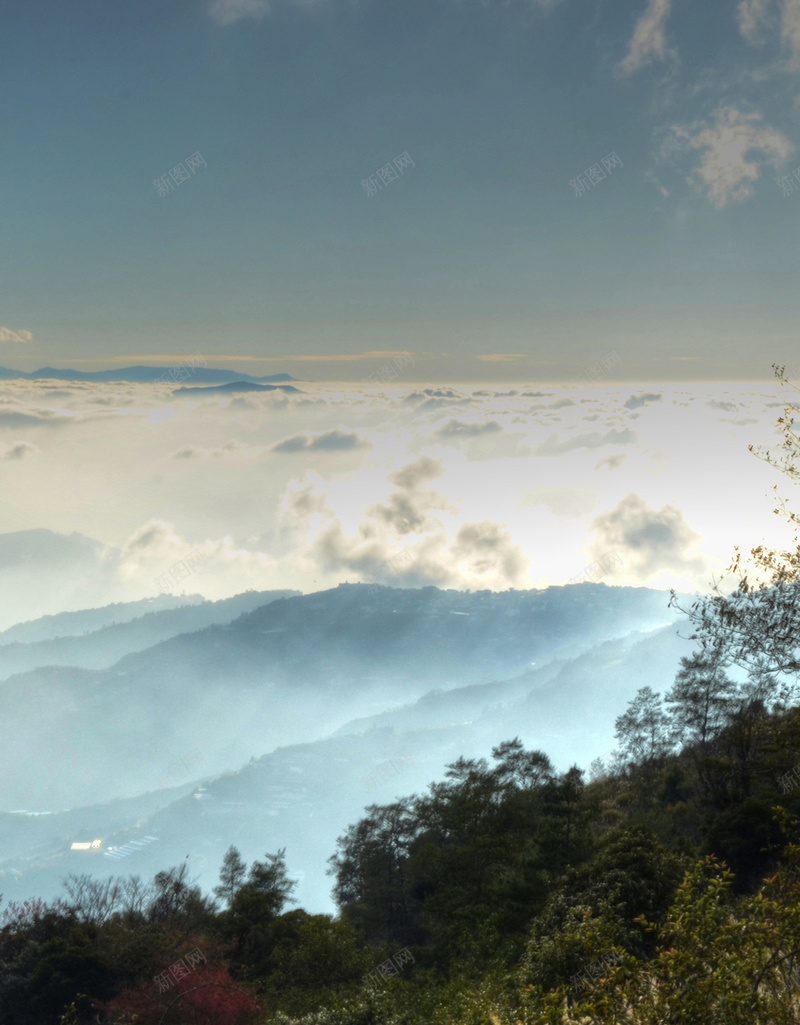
[4,682,800,1024]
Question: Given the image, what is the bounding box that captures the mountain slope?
[0,620,692,913]
[0,594,206,646]
[0,365,296,383]
[0,590,300,680]
[0,583,685,810]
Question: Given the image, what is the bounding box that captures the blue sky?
[3,0,800,381]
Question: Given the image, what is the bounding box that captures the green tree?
[259,910,371,1015]
[329,799,417,946]
[614,686,676,771]
[221,848,298,979]
[213,846,247,909]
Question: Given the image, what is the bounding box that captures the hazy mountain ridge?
[0,584,687,811]
[0,590,300,680]
[0,601,694,913]
[0,365,296,383]
[0,592,206,646]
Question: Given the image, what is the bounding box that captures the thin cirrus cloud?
[474,354,528,364]
[783,0,800,54]
[207,0,562,28]
[668,105,793,209]
[271,429,370,454]
[535,428,637,457]
[207,0,270,25]
[0,328,33,343]
[618,0,674,76]
[738,0,772,41]
[738,0,800,57]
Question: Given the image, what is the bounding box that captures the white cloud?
[618,0,674,76]
[366,457,457,535]
[276,455,529,590]
[208,0,270,25]
[671,105,793,208]
[738,1,800,59]
[738,0,773,41]
[586,493,709,584]
[116,517,278,590]
[0,328,33,343]
[782,0,800,54]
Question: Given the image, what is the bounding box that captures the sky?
[2,0,800,382]
[1,0,800,627]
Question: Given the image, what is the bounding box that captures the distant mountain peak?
[0,365,297,385]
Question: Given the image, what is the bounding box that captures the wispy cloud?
[208,0,270,26]
[737,0,773,42]
[535,428,637,457]
[0,328,33,343]
[618,0,674,76]
[739,0,800,56]
[782,0,800,55]
[670,105,793,208]
[474,354,528,363]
